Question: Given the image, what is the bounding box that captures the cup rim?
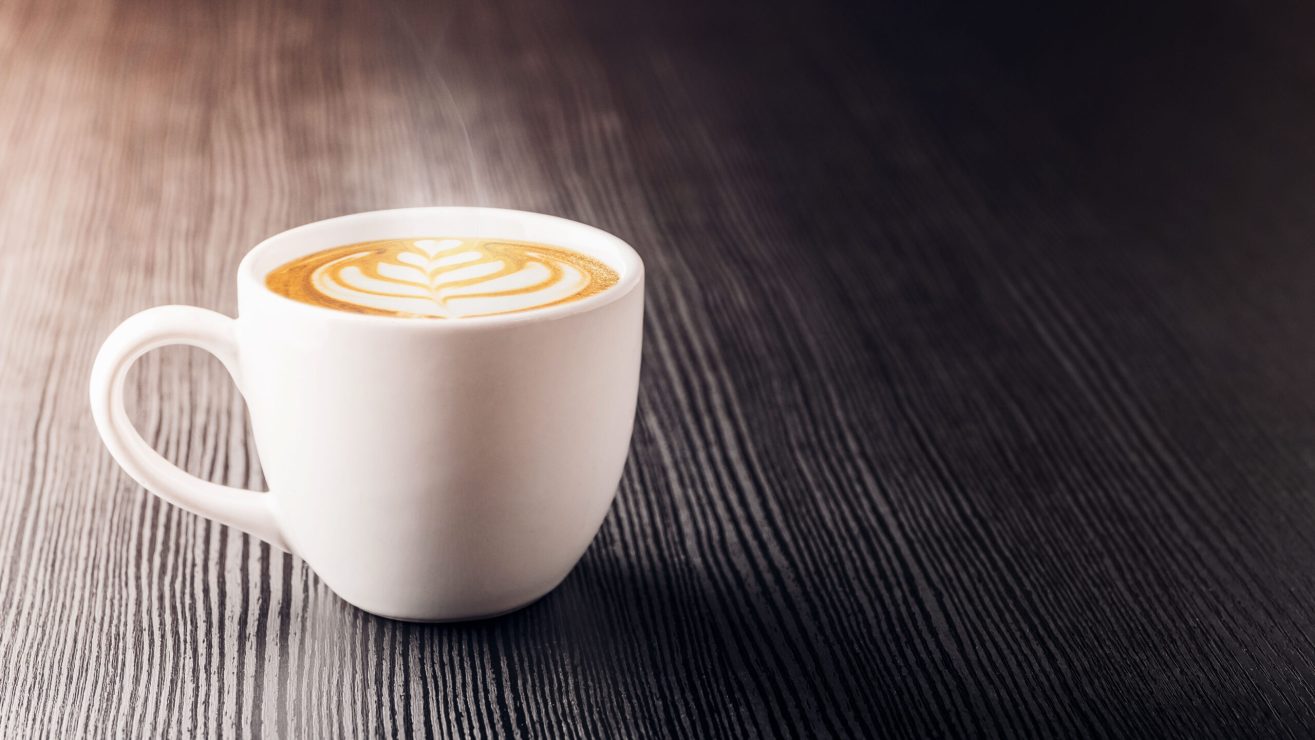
[238,207,644,329]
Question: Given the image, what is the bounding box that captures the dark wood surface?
[3,0,1315,736]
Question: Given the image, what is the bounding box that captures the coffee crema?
[265,237,619,318]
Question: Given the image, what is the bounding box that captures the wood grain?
[2,0,1315,736]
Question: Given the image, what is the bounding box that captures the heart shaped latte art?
[266,237,619,318]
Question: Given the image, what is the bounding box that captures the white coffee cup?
[90,207,645,621]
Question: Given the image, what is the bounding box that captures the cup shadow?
[294,542,888,733]
[440,545,880,729]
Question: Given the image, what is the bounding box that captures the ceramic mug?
[90,207,644,621]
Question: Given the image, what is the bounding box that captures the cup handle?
[90,305,289,552]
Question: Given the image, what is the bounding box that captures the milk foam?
[266,237,618,318]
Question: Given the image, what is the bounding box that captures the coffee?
[94,207,643,620]
[266,237,619,318]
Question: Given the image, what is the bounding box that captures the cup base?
[336,575,567,623]
[377,598,544,623]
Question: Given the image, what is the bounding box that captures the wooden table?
[3,0,1315,736]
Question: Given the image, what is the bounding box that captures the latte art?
[266,237,619,318]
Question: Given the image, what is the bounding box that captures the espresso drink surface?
[266,237,619,318]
